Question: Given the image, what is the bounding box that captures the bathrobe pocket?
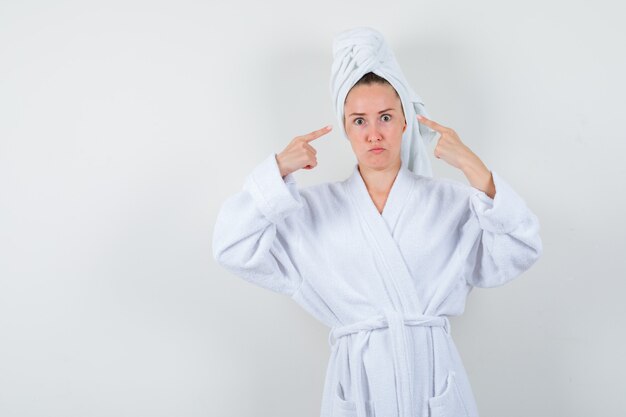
[428,371,469,417]
[333,380,375,417]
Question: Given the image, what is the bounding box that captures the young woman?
[213,28,542,417]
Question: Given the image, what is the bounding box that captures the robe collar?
[345,161,415,232]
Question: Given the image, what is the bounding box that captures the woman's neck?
[358,160,401,201]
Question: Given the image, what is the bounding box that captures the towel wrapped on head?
[330,26,437,177]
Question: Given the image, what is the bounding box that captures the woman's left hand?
[416,114,474,170]
[417,114,496,198]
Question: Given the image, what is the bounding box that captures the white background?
[1,1,625,416]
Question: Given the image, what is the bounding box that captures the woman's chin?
[359,154,397,170]
[359,149,400,171]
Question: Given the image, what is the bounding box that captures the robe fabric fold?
[213,154,543,417]
[330,26,438,178]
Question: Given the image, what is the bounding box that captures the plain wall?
[1,0,625,416]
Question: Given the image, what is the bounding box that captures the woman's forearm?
[461,153,496,199]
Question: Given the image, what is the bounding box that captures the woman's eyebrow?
[348,108,395,117]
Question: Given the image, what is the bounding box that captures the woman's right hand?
[275,125,333,177]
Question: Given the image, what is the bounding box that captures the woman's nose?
[367,124,382,142]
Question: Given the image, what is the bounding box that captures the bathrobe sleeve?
[212,152,306,296]
[464,170,543,288]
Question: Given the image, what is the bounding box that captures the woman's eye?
[381,114,391,122]
[355,118,364,126]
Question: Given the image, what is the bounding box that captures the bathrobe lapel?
[344,163,424,314]
[343,163,438,417]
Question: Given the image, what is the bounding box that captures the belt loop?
[443,316,451,335]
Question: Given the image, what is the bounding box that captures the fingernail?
[326,125,332,130]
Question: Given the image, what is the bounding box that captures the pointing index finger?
[303,125,333,142]
[417,115,446,133]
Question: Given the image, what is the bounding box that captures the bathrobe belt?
[328,311,451,417]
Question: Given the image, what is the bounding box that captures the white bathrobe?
[212,153,543,417]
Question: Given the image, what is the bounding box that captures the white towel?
[330,26,438,177]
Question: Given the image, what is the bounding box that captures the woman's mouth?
[370,148,385,154]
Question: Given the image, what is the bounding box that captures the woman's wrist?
[460,153,496,198]
[275,153,289,178]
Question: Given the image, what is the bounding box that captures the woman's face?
[343,83,406,171]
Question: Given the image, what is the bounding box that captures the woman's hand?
[276,125,332,177]
[416,115,496,198]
